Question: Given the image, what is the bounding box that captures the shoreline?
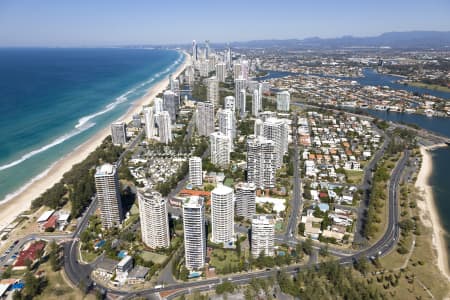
[416,146,450,281]
[0,50,189,232]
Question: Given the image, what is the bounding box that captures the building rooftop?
[182,195,203,208]
[212,184,233,196]
[96,257,118,273]
[128,265,149,279]
[96,163,115,176]
[252,214,275,225]
[117,255,133,268]
[37,210,55,223]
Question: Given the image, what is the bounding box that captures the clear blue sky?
[0,0,449,46]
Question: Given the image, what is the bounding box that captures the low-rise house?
[95,258,118,280]
[36,210,55,230]
[127,266,149,284]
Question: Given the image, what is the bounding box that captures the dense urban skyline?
[0,0,449,46]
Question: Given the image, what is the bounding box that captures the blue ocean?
[0,48,183,202]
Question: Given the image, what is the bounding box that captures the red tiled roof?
[44,215,58,229]
[179,190,211,197]
[14,241,45,267]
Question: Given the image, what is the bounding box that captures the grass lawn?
[80,250,98,263]
[209,249,241,274]
[223,178,234,187]
[407,81,450,93]
[140,251,167,264]
[36,263,96,300]
[344,169,364,184]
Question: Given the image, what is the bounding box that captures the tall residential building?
[95,164,123,229]
[132,114,141,128]
[206,76,219,106]
[205,40,210,59]
[138,190,170,249]
[247,135,276,189]
[163,90,178,123]
[209,132,231,168]
[216,63,226,82]
[183,196,206,270]
[154,97,164,114]
[111,122,127,145]
[276,91,290,111]
[226,47,232,70]
[234,77,246,115]
[224,96,235,112]
[235,182,256,219]
[239,89,246,118]
[241,60,249,80]
[218,108,236,142]
[192,40,198,61]
[233,63,242,79]
[211,185,234,245]
[189,156,203,187]
[143,106,155,139]
[258,82,263,107]
[252,89,261,117]
[156,111,172,144]
[185,65,195,87]
[199,60,209,77]
[254,119,264,137]
[263,117,289,167]
[251,215,275,258]
[196,101,215,136]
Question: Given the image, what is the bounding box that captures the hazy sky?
[0,0,449,46]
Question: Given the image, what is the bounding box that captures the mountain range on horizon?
[211,31,450,50]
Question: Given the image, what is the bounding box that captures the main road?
[283,113,302,242]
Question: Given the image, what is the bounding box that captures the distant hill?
[227,31,450,49]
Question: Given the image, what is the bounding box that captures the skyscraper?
[192,40,198,61]
[111,122,127,145]
[254,119,264,137]
[216,62,226,82]
[205,40,210,59]
[233,63,242,79]
[226,47,232,70]
[263,117,289,167]
[171,78,181,105]
[218,109,236,142]
[224,96,235,112]
[251,215,275,258]
[156,111,172,144]
[241,60,249,80]
[252,89,261,117]
[234,77,246,115]
[95,164,123,229]
[196,101,215,137]
[209,131,231,168]
[163,90,178,123]
[189,156,203,187]
[206,76,219,106]
[143,106,155,139]
[211,184,234,245]
[246,135,277,189]
[239,89,246,118]
[183,196,206,270]
[138,189,170,249]
[154,97,164,114]
[276,91,290,111]
[235,182,256,219]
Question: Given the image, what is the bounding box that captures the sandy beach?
[416,146,450,281]
[0,51,189,232]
